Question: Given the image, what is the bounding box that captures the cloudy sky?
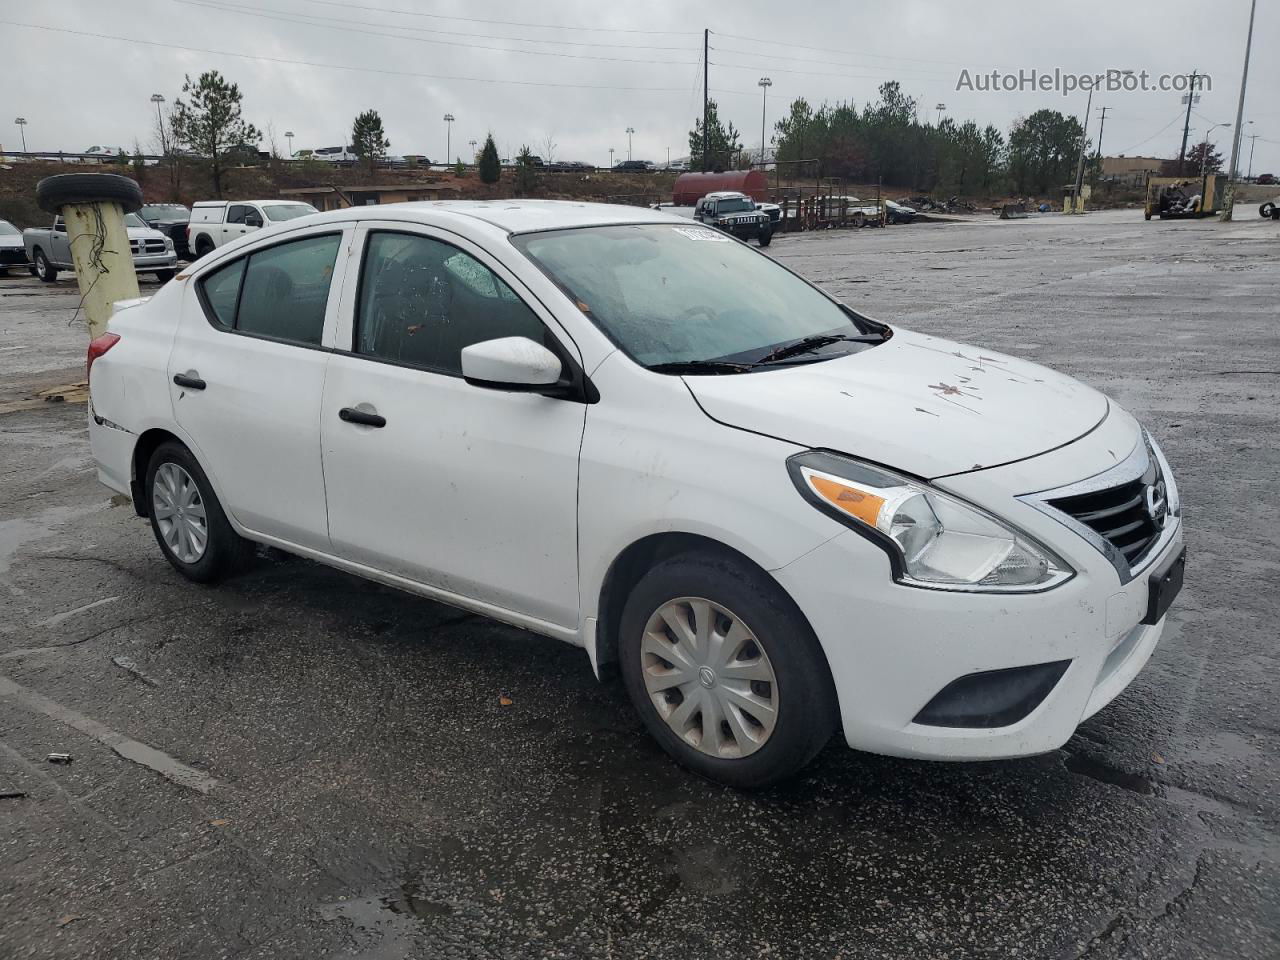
[2,0,1276,174]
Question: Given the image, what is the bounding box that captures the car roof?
[300,199,683,235]
[705,191,750,199]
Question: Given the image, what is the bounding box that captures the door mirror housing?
[461,337,563,392]
[244,214,264,228]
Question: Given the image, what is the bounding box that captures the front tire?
[33,249,57,282]
[145,442,253,583]
[1260,201,1275,219]
[618,552,836,788]
[757,226,773,247]
[154,269,176,282]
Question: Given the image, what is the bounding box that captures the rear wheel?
[619,552,836,788]
[1261,202,1276,219]
[33,249,57,282]
[145,442,253,583]
[194,235,215,259]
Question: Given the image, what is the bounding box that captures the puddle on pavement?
[0,502,107,579]
[382,881,453,920]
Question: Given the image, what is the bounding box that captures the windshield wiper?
[753,332,885,366]
[647,359,755,375]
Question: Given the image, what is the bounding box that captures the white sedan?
[85,201,1185,787]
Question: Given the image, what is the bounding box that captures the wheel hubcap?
[641,597,779,759]
[152,462,208,564]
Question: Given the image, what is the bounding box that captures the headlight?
[164,236,175,252]
[788,451,1073,592]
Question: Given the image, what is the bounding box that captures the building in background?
[1099,156,1167,188]
[279,184,458,211]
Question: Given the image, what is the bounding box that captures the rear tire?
[33,249,57,282]
[193,235,215,259]
[1261,202,1276,219]
[145,441,253,583]
[618,552,836,788]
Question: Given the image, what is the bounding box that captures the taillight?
[87,332,120,379]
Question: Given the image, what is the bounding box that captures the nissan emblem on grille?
[1145,479,1168,528]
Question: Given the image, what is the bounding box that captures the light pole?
[1226,0,1257,182]
[758,77,772,166]
[150,94,166,154]
[1201,122,1231,177]
[468,139,477,162]
[609,147,614,169]
[666,147,670,169]
[14,117,27,153]
[443,113,454,164]
[285,130,294,157]
[935,103,947,125]
[625,127,634,161]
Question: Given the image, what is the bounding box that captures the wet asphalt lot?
[1,210,1277,959]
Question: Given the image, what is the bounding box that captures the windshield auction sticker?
[672,227,730,242]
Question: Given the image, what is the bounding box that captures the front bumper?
[773,418,1184,761]
[132,253,178,271]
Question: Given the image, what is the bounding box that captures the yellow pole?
[62,201,141,340]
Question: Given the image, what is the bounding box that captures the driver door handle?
[173,372,206,390]
[339,407,386,428]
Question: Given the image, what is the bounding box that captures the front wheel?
[1261,202,1276,219]
[619,553,836,788]
[145,441,253,583]
[33,249,57,282]
[757,226,773,247]
[154,269,176,282]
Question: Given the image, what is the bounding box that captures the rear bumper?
[0,247,27,266]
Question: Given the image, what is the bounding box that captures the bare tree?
[265,120,282,161]
[541,133,558,165]
[152,103,182,201]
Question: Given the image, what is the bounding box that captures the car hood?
[0,235,21,248]
[684,327,1109,479]
[126,226,166,241]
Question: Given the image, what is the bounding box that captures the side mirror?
[461,337,562,392]
[245,215,263,228]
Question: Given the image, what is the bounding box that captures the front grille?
[131,240,167,254]
[1047,471,1162,566]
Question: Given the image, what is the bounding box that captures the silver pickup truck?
[23,212,179,283]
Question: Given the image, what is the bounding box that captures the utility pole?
[702,28,709,172]
[14,117,27,153]
[1226,0,1257,183]
[1071,87,1093,212]
[1177,70,1198,175]
[1246,132,1259,180]
[1094,106,1110,162]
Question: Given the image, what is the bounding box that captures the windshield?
[141,204,189,221]
[123,213,147,228]
[513,223,883,370]
[263,203,319,222]
[0,221,19,237]
[713,197,755,214]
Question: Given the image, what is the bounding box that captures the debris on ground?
[111,654,159,687]
[45,753,72,764]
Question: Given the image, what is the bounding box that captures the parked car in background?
[0,219,29,272]
[139,203,193,259]
[614,160,653,172]
[24,212,177,282]
[84,200,1184,788]
[885,200,918,224]
[313,146,358,164]
[692,191,773,245]
[1256,173,1275,185]
[756,201,782,224]
[82,145,129,164]
[186,200,319,257]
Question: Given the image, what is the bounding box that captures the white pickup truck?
[23,212,178,283]
[186,200,319,258]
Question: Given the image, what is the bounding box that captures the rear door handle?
[173,372,206,390]
[338,406,386,428]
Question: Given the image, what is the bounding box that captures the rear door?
[168,222,353,549]
[319,222,586,629]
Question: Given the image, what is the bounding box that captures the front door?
[320,224,586,630]
[168,224,352,550]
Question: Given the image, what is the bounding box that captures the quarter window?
[197,233,340,345]
[354,231,545,374]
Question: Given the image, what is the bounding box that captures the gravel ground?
[1,209,1277,959]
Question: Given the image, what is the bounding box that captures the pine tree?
[478,134,501,184]
[351,109,390,175]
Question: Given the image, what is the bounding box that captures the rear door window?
[197,233,341,346]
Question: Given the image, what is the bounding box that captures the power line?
[298,0,698,35]
[167,0,696,51]
[171,0,697,65]
[1116,112,1186,154]
[0,19,701,91]
[711,46,951,79]
[712,30,976,68]
[711,58,949,84]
